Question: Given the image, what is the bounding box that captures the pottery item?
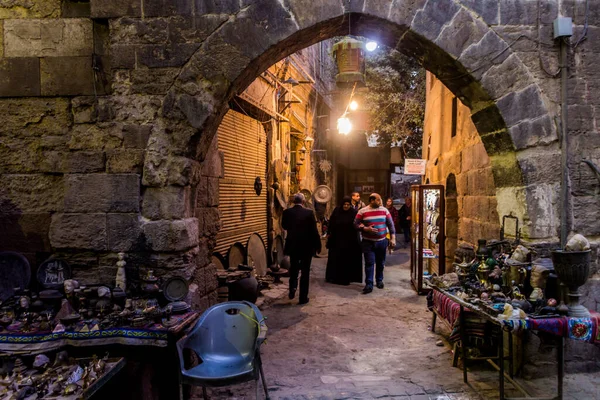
[141,270,160,294]
[551,250,591,318]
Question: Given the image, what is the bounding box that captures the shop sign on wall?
[404,159,427,175]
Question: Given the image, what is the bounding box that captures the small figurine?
[115,253,127,291]
[18,296,30,312]
[63,279,79,295]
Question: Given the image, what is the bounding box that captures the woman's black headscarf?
[340,196,352,207]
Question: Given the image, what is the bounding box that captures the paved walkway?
[198,247,599,400]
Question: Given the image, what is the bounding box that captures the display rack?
[410,184,445,294]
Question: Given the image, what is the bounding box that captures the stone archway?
[153,0,558,243]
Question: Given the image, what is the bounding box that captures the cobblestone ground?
[196,247,599,400]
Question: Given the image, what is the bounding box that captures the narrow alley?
[202,247,600,400]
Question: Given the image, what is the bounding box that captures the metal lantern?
[332,38,366,88]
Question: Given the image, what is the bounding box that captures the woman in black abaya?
[325,196,362,285]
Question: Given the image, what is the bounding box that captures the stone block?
[461,143,490,172]
[500,0,557,25]
[470,104,505,136]
[411,0,460,42]
[0,212,52,252]
[516,149,561,186]
[572,195,600,236]
[459,0,499,25]
[0,58,40,97]
[508,115,558,150]
[131,67,180,95]
[194,0,240,14]
[61,1,91,17]
[489,154,523,188]
[136,43,200,68]
[142,186,193,220]
[167,15,229,44]
[110,18,169,45]
[110,44,137,69]
[68,123,124,151]
[142,218,199,251]
[168,157,202,186]
[90,0,141,17]
[64,174,140,213]
[106,149,145,173]
[4,18,93,57]
[523,183,560,240]
[40,56,95,96]
[144,0,193,17]
[107,213,143,251]
[49,213,107,250]
[456,173,467,196]
[435,9,488,60]
[66,151,106,173]
[122,124,152,148]
[201,144,224,178]
[458,31,511,82]
[0,20,3,58]
[497,85,547,128]
[480,54,532,101]
[571,156,600,196]
[568,104,595,132]
[71,96,96,124]
[196,207,221,236]
[0,0,61,18]
[195,177,219,208]
[153,248,199,280]
[0,174,65,213]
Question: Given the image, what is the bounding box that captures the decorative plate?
[37,258,71,290]
[163,276,189,302]
[0,252,31,302]
[246,233,267,276]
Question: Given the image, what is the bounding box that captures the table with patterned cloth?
[0,311,199,354]
[502,312,600,344]
[428,285,568,400]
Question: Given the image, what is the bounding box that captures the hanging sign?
[404,159,427,175]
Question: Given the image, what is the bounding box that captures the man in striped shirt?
[354,193,396,294]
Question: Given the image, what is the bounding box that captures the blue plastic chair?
[176,301,269,399]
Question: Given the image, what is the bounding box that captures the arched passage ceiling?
[157,0,558,239]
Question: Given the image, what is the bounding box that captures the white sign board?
[404,159,427,175]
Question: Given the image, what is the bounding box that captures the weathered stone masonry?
[0,0,599,313]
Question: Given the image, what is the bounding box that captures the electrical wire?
[574,0,589,49]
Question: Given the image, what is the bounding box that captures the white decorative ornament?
[366,133,380,147]
[319,159,332,173]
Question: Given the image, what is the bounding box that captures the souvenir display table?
[429,284,600,400]
[0,311,198,354]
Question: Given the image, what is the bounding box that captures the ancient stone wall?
[1,0,599,313]
[424,73,501,270]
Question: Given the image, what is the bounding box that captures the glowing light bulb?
[337,117,352,135]
[349,100,358,111]
[366,41,378,51]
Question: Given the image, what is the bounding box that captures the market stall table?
[428,284,575,400]
[0,312,199,400]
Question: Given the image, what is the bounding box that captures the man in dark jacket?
[282,193,322,305]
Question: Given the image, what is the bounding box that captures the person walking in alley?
[282,193,322,305]
[350,191,366,211]
[354,193,396,294]
[385,197,400,248]
[398,197,412,246]
[325,196,362,285]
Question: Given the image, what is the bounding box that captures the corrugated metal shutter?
[214,110,268,256]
